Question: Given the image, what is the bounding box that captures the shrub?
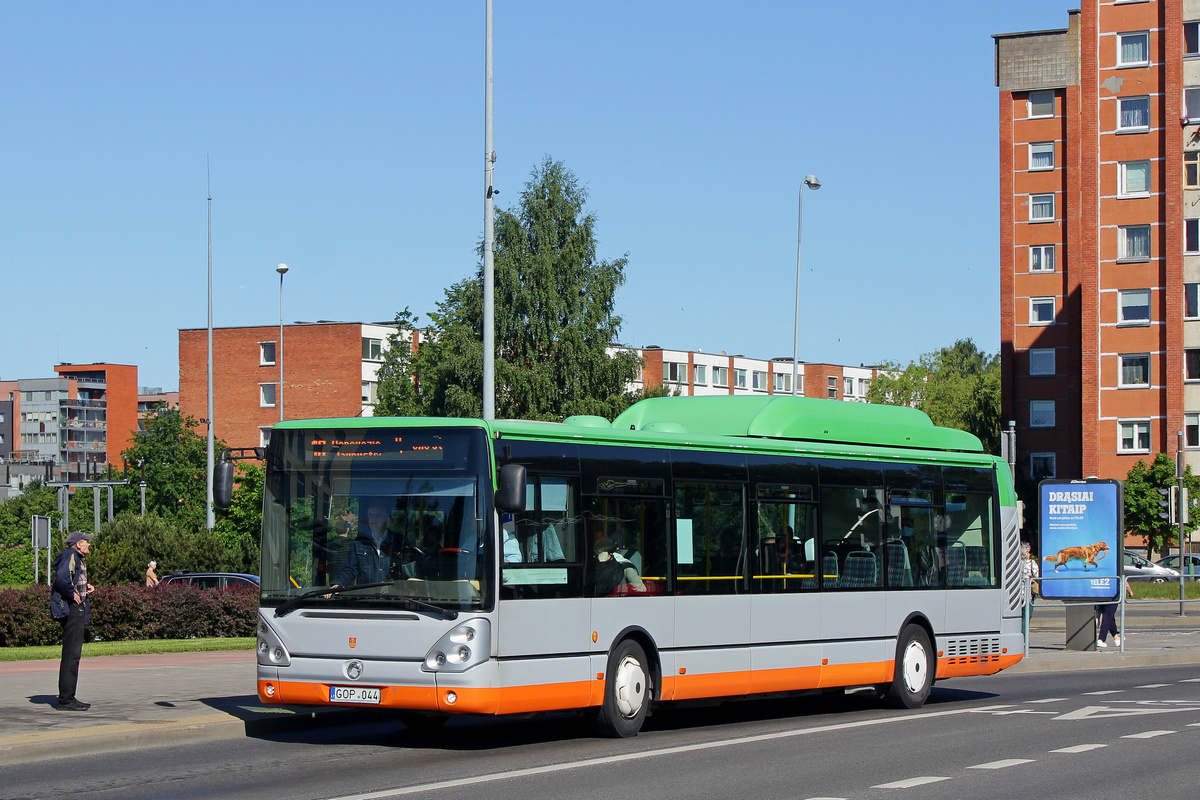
[0,543,37,587]
[0,583,258,647]
[86,513,260,585]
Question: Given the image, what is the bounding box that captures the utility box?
[1066,605,1097,651]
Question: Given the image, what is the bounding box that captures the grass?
[1128,579,1200,600]
[0,637,255,662]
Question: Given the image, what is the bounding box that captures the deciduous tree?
[1123,453,1200,558]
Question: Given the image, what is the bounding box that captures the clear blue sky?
[1,2,1072,391]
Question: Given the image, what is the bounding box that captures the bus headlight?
[421,619,490,673]
[256,613,292,668]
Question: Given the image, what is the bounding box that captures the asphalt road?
[8,664,1200,800]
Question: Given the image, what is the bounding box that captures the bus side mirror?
[495,464,526,513]
[214,459,235,510]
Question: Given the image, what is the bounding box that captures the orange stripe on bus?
[260,680,441,710]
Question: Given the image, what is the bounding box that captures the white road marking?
[1026,697,1068,704]
[1083,690,1124,695]
[1190,723,1200,727]
[871,777,951,789]
[1054,705,1200,721]
[1050,744,1107,754]
[803,797,848,799]
[317,704,1015,800]
[967,758,1035,770]
[1135,684,1170,689]
[1179,678,1200,683]
[1121,730,1176,739]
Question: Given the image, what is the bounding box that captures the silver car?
[1123,552,1180,582]
[1156,554,1200,579]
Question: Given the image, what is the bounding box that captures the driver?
[335,499,398,586]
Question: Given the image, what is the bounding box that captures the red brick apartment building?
[996,1,1200,518]
[634,347,879,401]
[179,322,407,450]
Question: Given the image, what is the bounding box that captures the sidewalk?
[3,607,1199,766]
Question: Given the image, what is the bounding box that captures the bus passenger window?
[820,486,884,589]
[585,495,668,596]
[674,482,745,595]
[500,475,583,600]
[754,501,817,593]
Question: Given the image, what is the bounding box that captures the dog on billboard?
[1044,541,1109,572]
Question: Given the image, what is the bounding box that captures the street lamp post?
[277,263,288,422]
[792,175,821,396]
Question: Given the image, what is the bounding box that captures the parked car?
[158,571,260,589]
[1156,553,1200,579]
[1122,552,1180,582]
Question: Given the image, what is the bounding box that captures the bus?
[221,395,1024,737]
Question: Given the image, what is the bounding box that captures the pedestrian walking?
[1021,541,1040,605]
[50,531,95,711]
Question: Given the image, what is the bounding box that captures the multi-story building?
[636,346,878,401]
[178,322,411,450]
[995,3,1200,502]
[137,387,179,432]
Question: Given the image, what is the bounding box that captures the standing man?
[50,531,95,711]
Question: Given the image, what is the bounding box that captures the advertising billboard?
[1038,479,1122,600]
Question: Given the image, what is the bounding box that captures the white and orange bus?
[224,395,1024,737]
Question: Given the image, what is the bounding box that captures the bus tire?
[396,711,449,732]
[588,639,651,738]
[883,624,933,709]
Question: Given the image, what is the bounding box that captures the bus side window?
[500,474,583,600]
[584,494,668,596]
[674,481,745,595]
[820,486,884,589]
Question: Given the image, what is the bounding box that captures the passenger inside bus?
[592,536,645,596]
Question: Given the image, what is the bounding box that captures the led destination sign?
[306,433,447,462]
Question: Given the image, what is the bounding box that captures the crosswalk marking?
[1050,744,1107,753]
[1121,730,1176,739]
[871,777,950,789]
[968,759,1035,770]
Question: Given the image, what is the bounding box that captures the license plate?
[329,686,381,704]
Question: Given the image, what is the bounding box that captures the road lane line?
[1121,730,1176,739]
[317,704,1015,800]
[1180,678,1200,683]
[1026,698,1067,704]
[1134,684,1170,689]
[1083,690,1124,695]
[967,759,1035,770]
[1050,744,1106,753]
[871,777,951,789]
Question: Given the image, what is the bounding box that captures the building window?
[859,378,870,396]
[752,371,767,391]
[1029,193,1055,221]
[1187,283,1200,318]
[1117,96,1151,131]
[1188,22,1200,57]
[1030,400,1055,428]
[1119,354,1150,387]
[362,338,383,361]
[1187,413,1200,448]
[1187,88,1200,122]
[733,368,747,389]
[1030,348,1056,376]
[259,383,277,407]
[1029,245,1055,272]
[773,372,791,393]
[1118,160,1151,197]
[1188,219,1200,253]
[1030,297,1056,325]
[362,381,378,403]
[1118,289,1151,325]
[1117,32,1150,67]
[259,342,276,365]
[1188,349,1200,381]
[1029,142,1055,171]
[1119,420,1151,453]
[259,427,273,448]
[664,362,688,384]
[712,366,729,387]
[1188,152,1200,187]
[1028,90,1054,118]
[694,365,707,385]
[1031,453,1057,480]
[1119,225,1151,260]
[827,377,837,399]
[843,377,854,396]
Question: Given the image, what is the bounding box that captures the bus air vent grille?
[943,636,1002,665]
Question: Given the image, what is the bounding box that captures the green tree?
[87,512,245,584]
[379,158,642,421]
[866,339,1002,454]
[118,407,220,531]
[1123,453,1200,557]
[373,308,423,417]
[213,461,263,573]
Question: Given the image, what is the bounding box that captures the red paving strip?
[0,649,254,674]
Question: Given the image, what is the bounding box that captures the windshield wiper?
[273,580,458,620]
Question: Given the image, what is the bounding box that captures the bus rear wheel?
[588,639,651,738]
[883,624,933,709]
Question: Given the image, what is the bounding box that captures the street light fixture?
[277,263,288,422]
[792,174,821,397]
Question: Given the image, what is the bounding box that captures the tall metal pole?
[205,159,215,531]
[791,175,820,396]
[277,263,289,422]
[482,0,496,420]
[1178,430,1187,617]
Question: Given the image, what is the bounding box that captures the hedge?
[0,583,258,647]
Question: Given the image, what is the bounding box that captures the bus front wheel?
[883,624,933,709]
[588,639,651,738]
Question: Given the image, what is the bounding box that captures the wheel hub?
[613,654,647,718]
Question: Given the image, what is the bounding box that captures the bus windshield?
[259,426,493,612]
